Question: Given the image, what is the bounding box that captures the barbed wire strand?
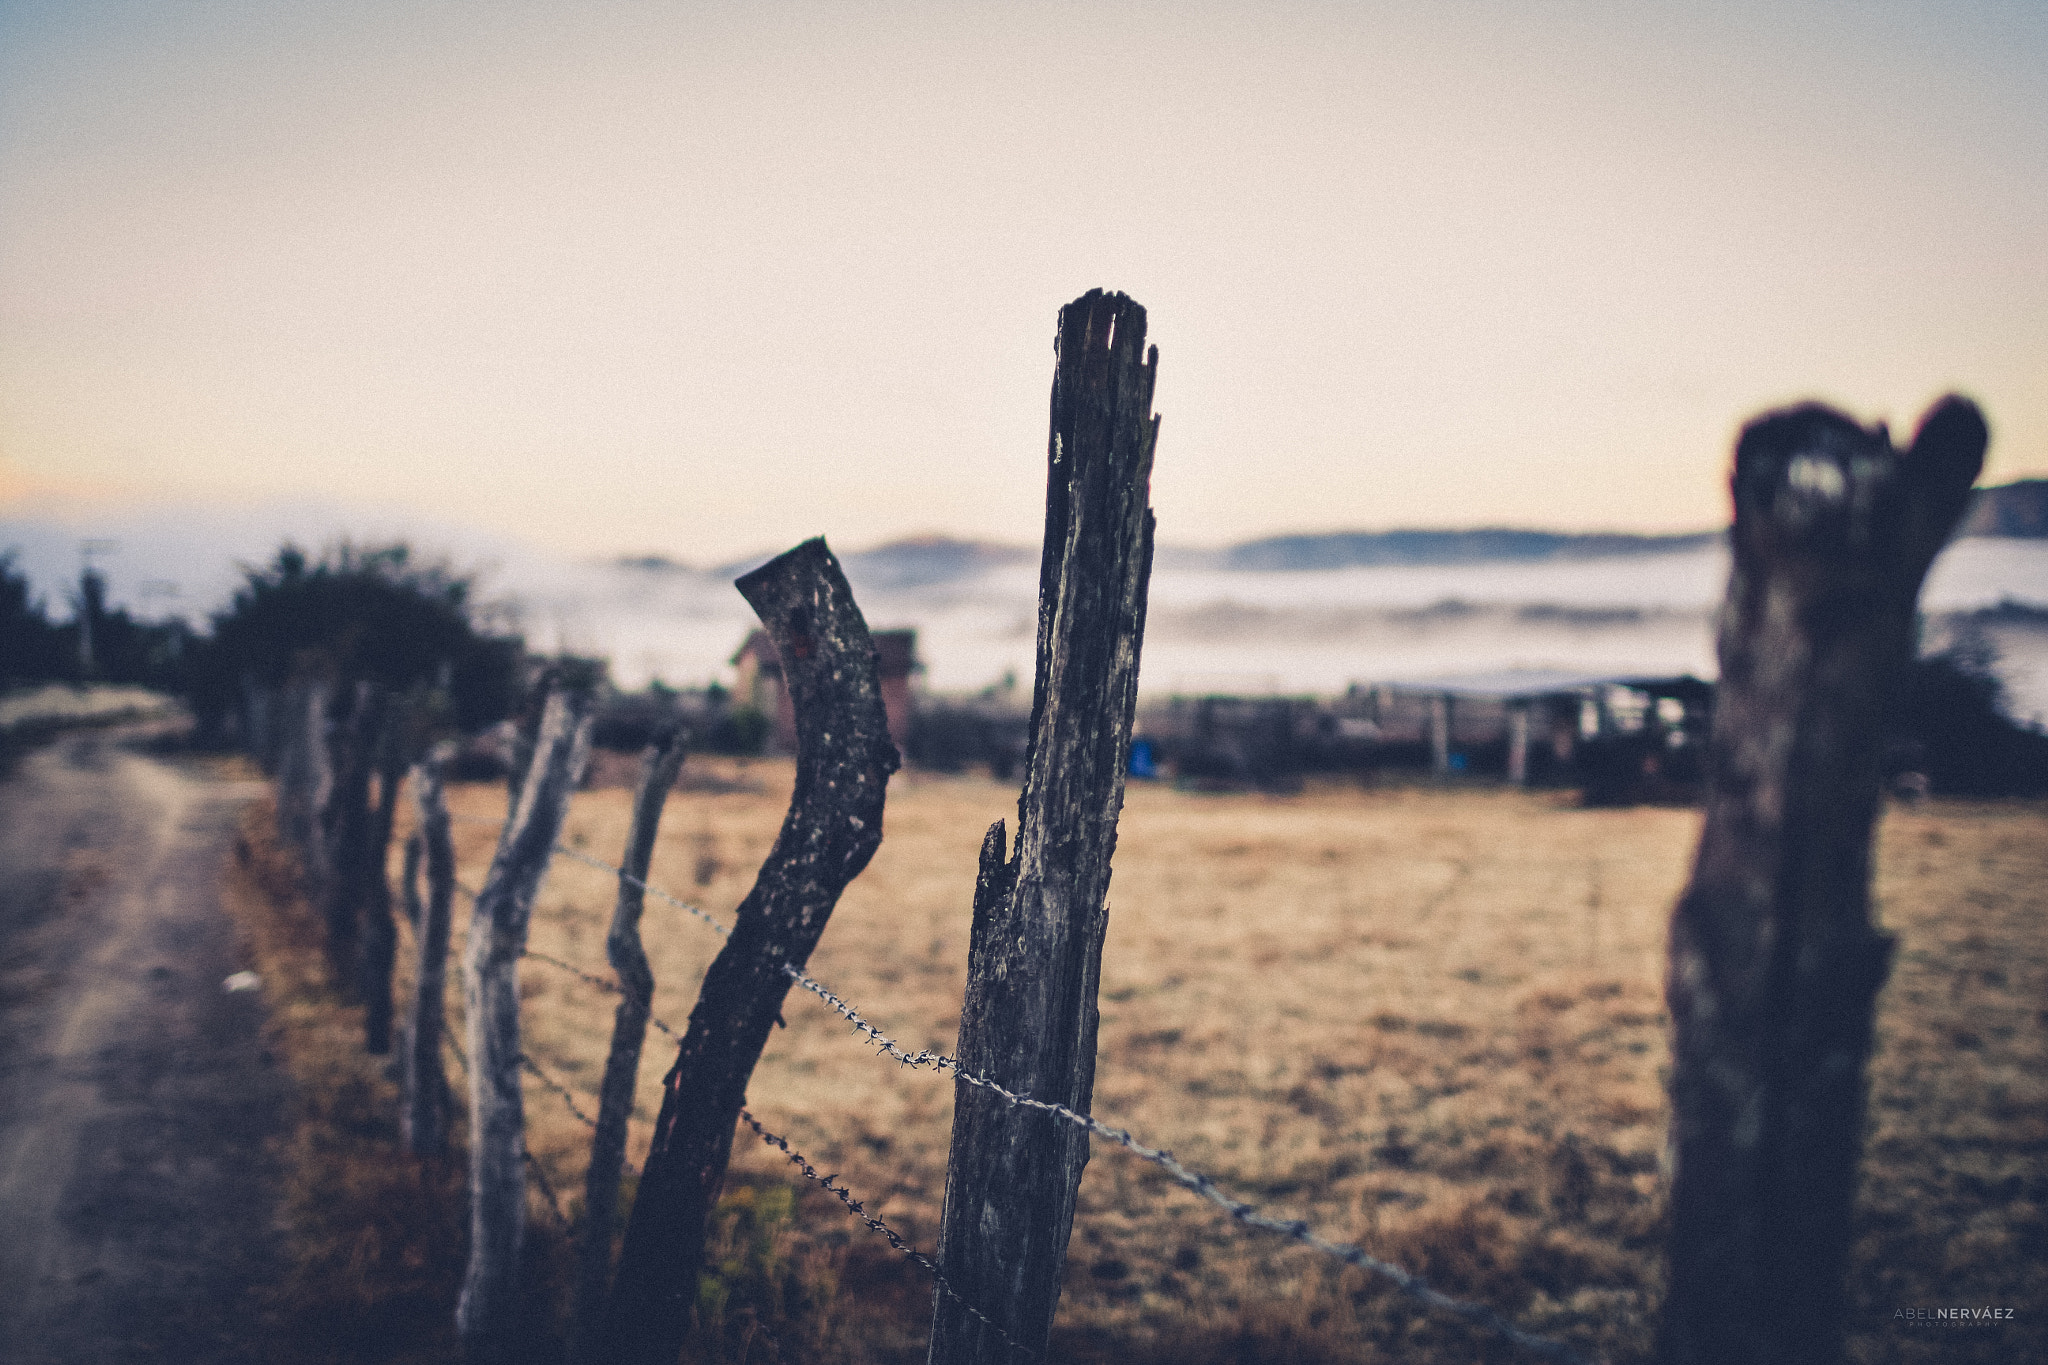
[734,1109,1034,1360]
[523,947,627,999]
[518,949,681,1040]
[440,814,1593,1363]
[521,1052,602,1130]
[508,942,1025,1355]
[540,838,1597,1365]
[436,961,576,1230]
[549,842,734,940]
[527,1141,571,1230]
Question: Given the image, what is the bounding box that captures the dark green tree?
[0,553,66,686]
[187,542,522,743]
[1888,631,2048,796]
[57,567,193,690]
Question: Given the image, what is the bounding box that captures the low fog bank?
[530,538,2048,726]
[5,507,2043,723]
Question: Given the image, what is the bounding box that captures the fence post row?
[602,538,899,1365]
[1659,396,1986,1365]
[456,687,596,1362]
[929,289,1160,1364]
[401,744,458,1160]
[568,724,689,1365]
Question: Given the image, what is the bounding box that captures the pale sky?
[3,0,2045,564]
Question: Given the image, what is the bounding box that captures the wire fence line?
[433,811,1597,1364]
[496,956,1027,1357]
[527,1141,572,1230]
[735,1110,1035,1361]
[432,911,597,1222]
[521,1052,603,1131]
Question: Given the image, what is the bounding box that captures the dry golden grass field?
[228,759,2048,1364]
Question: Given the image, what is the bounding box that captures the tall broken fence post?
[456,687,595,1362]
[602,539,898,1365]
[402,745,457,1159]
[568,723,689,1365]
[929,289,1160,1364]
[1659,396,1986,1365]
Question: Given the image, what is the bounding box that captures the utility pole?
[76,539,119,679]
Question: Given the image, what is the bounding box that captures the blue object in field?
[1447,751,1468,773]
[1128,738,1158,779]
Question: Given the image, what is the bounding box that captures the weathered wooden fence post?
[321,680,387,986]
[928,289,1159,1364]
[1659,396,1986,1365]
[569,724,689,1365]
[602,539,898,1364]
[401,745,457,1159]
[457,687,595,1362]
[1507,703,1531,786]
[400,828,425,928]
[272,681,307,847]
[241,676,277,772]
[276,677,333,886]
[360,699,414,1053]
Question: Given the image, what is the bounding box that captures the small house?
[732,627,919,756]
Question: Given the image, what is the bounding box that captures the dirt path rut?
[0,725,286,1364]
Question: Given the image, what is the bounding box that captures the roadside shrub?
[186,542,523,743]
[1888,634,2048,796]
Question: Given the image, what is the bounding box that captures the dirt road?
[0,725,285,1364]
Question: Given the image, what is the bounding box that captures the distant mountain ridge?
[616,481,2046,585]
[1960,480,2048,538]
[630,528,1728,583]
[1217,528,1720,571]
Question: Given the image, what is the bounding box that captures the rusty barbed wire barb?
[734,1109,1034,1360]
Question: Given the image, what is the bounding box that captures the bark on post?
[402,746,457,1159]
[322,680,387,990]
[360,700,413,1053]
[602,540,897,1365]
[401,829,425,929]
[928,289,1159,1365]
[241,677,277,771]
[569,725,689,1365]
[457,688,595,1361]
[273,681,308,849]
[277,678,333,886]
[1659,396,1986,1365]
